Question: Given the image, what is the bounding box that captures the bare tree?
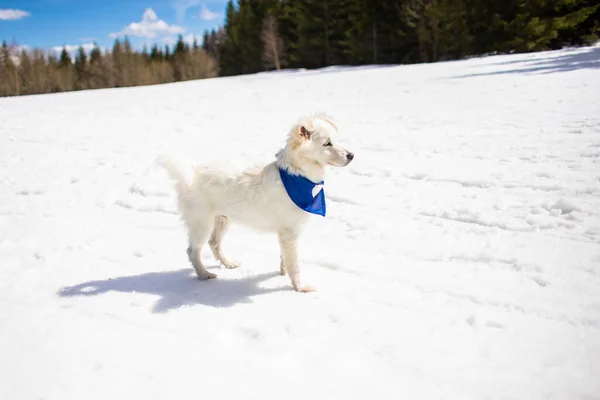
[261,15,284,70]
[0,38,216,97]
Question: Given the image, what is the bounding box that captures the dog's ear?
[300,126,311,140]
[313,112,338,132]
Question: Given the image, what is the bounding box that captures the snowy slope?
[1,45,599,400]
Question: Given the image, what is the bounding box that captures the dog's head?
[286,114,354,168]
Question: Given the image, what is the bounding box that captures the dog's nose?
[346,152,354,161]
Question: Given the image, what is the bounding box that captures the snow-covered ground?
[1,45,599,400]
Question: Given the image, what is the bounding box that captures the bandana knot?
[278,167,326,216]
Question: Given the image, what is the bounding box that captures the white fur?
[158,113,353,292]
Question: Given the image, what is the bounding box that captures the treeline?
[0,36,216,97]
[216,0,600,76]
[1,0,598,97]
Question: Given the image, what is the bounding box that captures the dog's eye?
[323,140,332,147]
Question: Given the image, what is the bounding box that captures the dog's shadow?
[58,269,285,312]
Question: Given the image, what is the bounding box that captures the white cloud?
[173,0,201,24]
[199,5,220,21]
[52,43,95,53]
[142,8,157,21]
[0,8,30,20]
[52,42,96,59]
[109,8,185,39]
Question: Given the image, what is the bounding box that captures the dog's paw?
[295,285,316,293]
[223,261,241,269]
[198,272,217,280]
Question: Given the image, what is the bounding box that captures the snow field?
[1,45,599,399]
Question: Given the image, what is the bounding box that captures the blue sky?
[0,0,227,52]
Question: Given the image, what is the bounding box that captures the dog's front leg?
[278,228,315,293]
[279,256,286,276]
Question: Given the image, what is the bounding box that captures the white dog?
[158,113,354,292]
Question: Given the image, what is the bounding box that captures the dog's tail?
[156,154,194,196]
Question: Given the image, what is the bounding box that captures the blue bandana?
[278,167,326,217]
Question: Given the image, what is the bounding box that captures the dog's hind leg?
[278,228,315,293]
[186,214,217,280]
[209,215,241,269]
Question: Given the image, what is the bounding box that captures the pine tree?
[173,34,189,81]
[220,0,242,76]
[58,47,74,92]
[202,28,225,64]
[122,37,135,86]
[202,32,210,50]
[150,44,162,61]
[112,39,125,87]
[279,0,300,67]
[295,0,335,68]
[174,35,187,56]
[233,0,257,73]
[0,41,18,96]
[501,0,557,52]
[89,44,102,64]
[552,0,600,47]
[59,47,71,67]
[88,43,107,89]
[433,0,474,60]
[74,46,88,90]
[341,0,369,65]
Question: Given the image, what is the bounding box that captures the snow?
[1,45,599,400]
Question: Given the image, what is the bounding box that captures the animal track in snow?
[128,184,169,198]
[115,199,177,215]
[327,195,361,206]
[16,189,45,196]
